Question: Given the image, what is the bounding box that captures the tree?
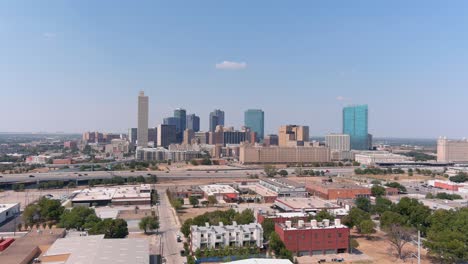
[294,167,303,176]
[373,197,393,215]
[425,208,468,263]
[343,208,371,229]
[201,158,212,165]
[350,238,359,253]
[264,165,277,177]
[189,196,199,208]
[261,218,275,240]
[278,170,288,177]
[371,185,386,197]
[315,210,335,222]
[356,197,372,213]
[407,168,413,176]
[89,218,128,238]
[59,207,99,230]
[385,182,407,193]
[234,209,255,225]
[207,195,218,207]
[139,216,159,234]
[380,211,407,230]
[387,224,413,260]
[357,219,375,236]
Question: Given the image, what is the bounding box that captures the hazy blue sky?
[1,1,468,138]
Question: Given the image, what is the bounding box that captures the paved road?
[0,168,355,184]
[156,186,186,264]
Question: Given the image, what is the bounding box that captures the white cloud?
[43,32,56,38]
[336,96,351,101]
[215,61,247,70]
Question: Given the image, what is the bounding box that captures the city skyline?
[3,1,468,138]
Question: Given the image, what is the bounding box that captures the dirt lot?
[353,230,431,264]
[177,204,231,223]
[118,208,155,220]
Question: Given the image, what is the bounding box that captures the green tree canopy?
[371,185,386,197]
[261,218,275,240]
[139,216,159,234]
[356,197,372,213]
[264,165,278,177]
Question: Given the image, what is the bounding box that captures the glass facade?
[343,105,369,150]
[244,109,264,141]
[186,114,200,132]
[174,108,186,132]
[209,109,225,132]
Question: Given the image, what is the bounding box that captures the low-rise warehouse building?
[200,185,239,202]
[71,185,151,207]
[354,151,413,166]
[306,183,371,200]
[0,203,20,225]
[190,222,263,252]
[275,219,349,256]
[41,235,149,264]
[259,178,307,198]
[275,197,341,213]
[242,184,278,203]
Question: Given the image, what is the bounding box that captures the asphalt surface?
[0,168,355,183]
[156,186,186,264]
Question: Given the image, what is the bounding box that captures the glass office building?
[343,105,369,150]
[174,108,187,132]
[244,109,264,141]
[186,114,200,132]
[209,109,225,132]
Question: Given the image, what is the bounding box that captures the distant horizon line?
[0,131,441,140]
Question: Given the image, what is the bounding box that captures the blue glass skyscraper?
[343,105,369,150]
[244,109,264,142]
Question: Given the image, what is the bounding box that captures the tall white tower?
[137,91,149,147]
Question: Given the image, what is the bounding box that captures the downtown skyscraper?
[209,109,225,132]
[186,114,200,132]
[244,109,264,141]
[137,91,149,147]
[342,105,370,150]
[174,108,187,133]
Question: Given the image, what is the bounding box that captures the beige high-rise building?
[325,134,351,151]
[437,137,468,162]
[278,125,309,146]
[183,129,195,145]
[137,91,149,147]
[239,145,330,164]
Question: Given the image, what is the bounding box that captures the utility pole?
[411,230,421,264]
[418,230,421,264]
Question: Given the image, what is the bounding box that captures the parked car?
[29,175,35,178]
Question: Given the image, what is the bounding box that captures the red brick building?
[384,187,399,196]
[307,183,371,200]
[275,219,350,256]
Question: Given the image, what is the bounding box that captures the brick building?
[306,183,371,200]
[275,219,349,256]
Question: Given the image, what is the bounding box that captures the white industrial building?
[190,222,263,252]
[41,235,149,264]
[354,151,413,165]
[0,203,20,225]
[199,184,239,201]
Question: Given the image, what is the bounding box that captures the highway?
[0,167,355,183]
